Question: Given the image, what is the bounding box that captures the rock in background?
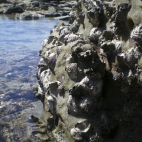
[36,0,142,141]
[0,0,76,20]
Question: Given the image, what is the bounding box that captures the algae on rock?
[35,0,142,141]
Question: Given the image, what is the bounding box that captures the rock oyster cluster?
[35,0,142,141]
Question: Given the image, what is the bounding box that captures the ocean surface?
[0,15,59,141]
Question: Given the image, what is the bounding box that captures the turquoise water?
[0,15,59,141]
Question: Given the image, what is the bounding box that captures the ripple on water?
[0,15,60,141]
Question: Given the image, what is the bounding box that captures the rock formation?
[35,0,142,141]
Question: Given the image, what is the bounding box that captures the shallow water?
[0,15,59,141]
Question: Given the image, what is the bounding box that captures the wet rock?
[15,12,43,20]
[16,12,32,20]
[31,115,39,123]
[3,5,24,14]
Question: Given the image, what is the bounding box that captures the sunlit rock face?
[36,0,142,141]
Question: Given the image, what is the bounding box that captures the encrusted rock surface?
[36,0,142,141]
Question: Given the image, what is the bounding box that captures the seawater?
[0,15,59,141]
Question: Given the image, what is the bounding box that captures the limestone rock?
[35,0,142,142]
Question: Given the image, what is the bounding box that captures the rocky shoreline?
[1,0,142,141]
[34,0,142,141]
[0,0,76,20]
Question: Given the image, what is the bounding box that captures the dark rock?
[31,115,39,123]
[3,5,24,14]
[111,3,131,35]
[18,3,26,9]
[47,116,55,130]
[0,0,8,3]
[31,1,40,7]
[45,13,61,17]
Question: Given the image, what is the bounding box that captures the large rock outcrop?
[35,0,142,141]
